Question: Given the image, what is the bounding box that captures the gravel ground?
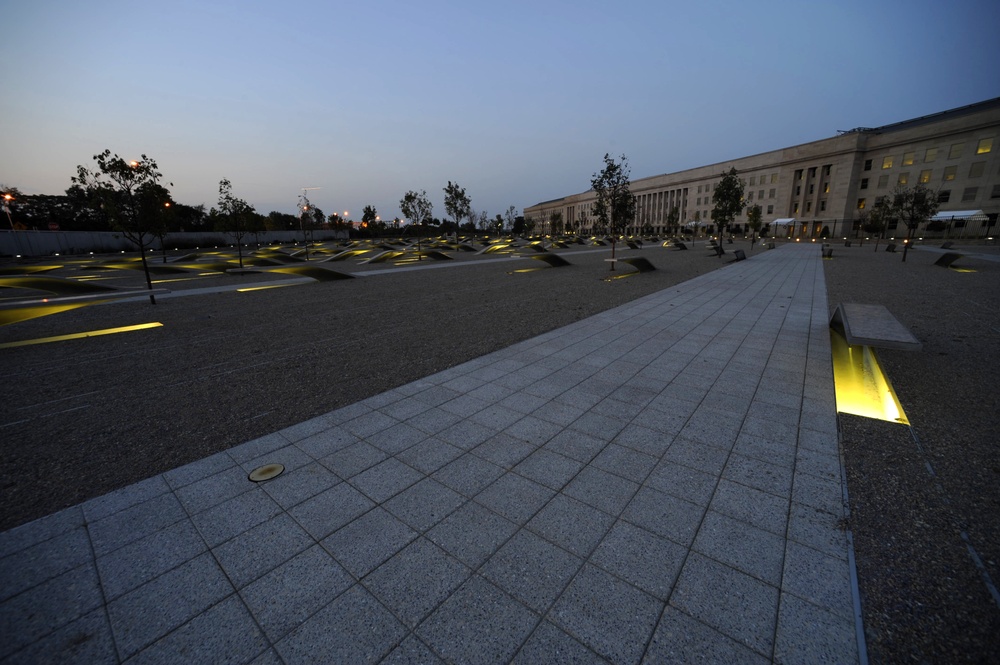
[4,238,998,661]
[824,241,1000,663]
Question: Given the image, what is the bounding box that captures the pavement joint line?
[0,245,863,663]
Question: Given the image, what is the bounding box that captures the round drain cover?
[248,463,284,482]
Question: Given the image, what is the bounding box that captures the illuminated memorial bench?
[830,303,922,351]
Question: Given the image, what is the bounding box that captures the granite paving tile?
[127,594,268,665]
[212,513,313,589]
[107,552,233,660]
[81,474,171,523]
[475,472,555,525]
[321,507,417,579]
[293,425,362,459]
[349,457,424,504]
[0,525,92,603]
[381,634,445,664]
[275,584,407,664]
[722,452,795,497]
[0,561,104,660]
[512,620,607,664]
[319,441,388,479]
[710,478,790,537]
[88,491,187,557]
[96,519,206,600]
[289,482,375,540]
[774,593,859,665]
[590,520,687,601]
[782,541,854,620]
[623,486,706,547]
[0,505,84,560]
[431,454,505,497]
[591,443,659,483]
[692,510,786,586]
[416,575,538,665]
[645,459,718,507]
[363,538,470,628]
[643,605,770,665]
[395,437,464,474]
[383,477,465,532]
[426,501,519,569]
[670,552,778,657]
[191,487,283,548]
[471,432,537,469]
[550,563,663,665]
[513,448,584,490]
[527,494,615,558]
[563,465,639,516]
[240,545,354,642]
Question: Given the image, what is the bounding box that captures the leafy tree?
[443,181,470,239]
[746,203,762,247]
[891,184,939,262]
[400,190,433,226]
[710,167,745,250]
[549,211,563,235]
[71,150,170,303]
[591,153,636,238]
[493,214,504,234]
[266,210,297,231]
[865,196,893,251]
[362,205,378,238]
[215,178,257,267]
[503,206,518,233]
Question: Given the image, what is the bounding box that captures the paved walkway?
[0,245,861,664]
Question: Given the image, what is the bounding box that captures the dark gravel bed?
[825,243,1000,663]
[0,243,727,531]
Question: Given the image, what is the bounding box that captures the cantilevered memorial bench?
[829,303,922,351]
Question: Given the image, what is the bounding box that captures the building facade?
[524,98,1000,240]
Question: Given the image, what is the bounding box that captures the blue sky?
[2,0,998,222]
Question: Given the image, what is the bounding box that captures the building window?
[769,188,776,198]
[758,190,764,199]
[806,201,812,213]
[823,182,830,193]
[882,156,893,169]
[749,176,756,186]
[938,190,951,203]
[969,161,986,178]
[808,167,817,178]
[919,169,932,184]
[808,184,815,194]
[767,204,774,214]
[902,151,915,166]
[864,159,872,171]
[795,186,801,196]
[943,165,957,181]
[857,198,866,210]
[991,185,1000,199]
[898,172,909,185]
[793,202,800,214]
[962,187,978,202]
[977,138,993,154]
[823,165,832,176]
[860,178,869,190]
[820,200,827,211]
[948,143,963,159]
[878,175,889,188]
[795,169,803,181]
[924,148,938,162]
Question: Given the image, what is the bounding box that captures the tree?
[71,150,170,304]
[503,206,518,233]
[400,190,433,259]
[711,167,745,252]
[891,184,938,262]
[746,203,762,249]
[216,178,256,267]
[400,190,433,226]
[493,214,504,234]
[591,153,636,270]
[549,211,564,235]
[362,205,378,238]
[865,196,893,252]
[443,181,470,240]
[591,153,636,237]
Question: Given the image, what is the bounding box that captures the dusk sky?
[2,0,998,222]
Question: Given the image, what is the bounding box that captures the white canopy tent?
[771,218,796,226]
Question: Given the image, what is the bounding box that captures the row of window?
[858,184,999,209]
[864,138,993,171]
[860,160,992,191]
